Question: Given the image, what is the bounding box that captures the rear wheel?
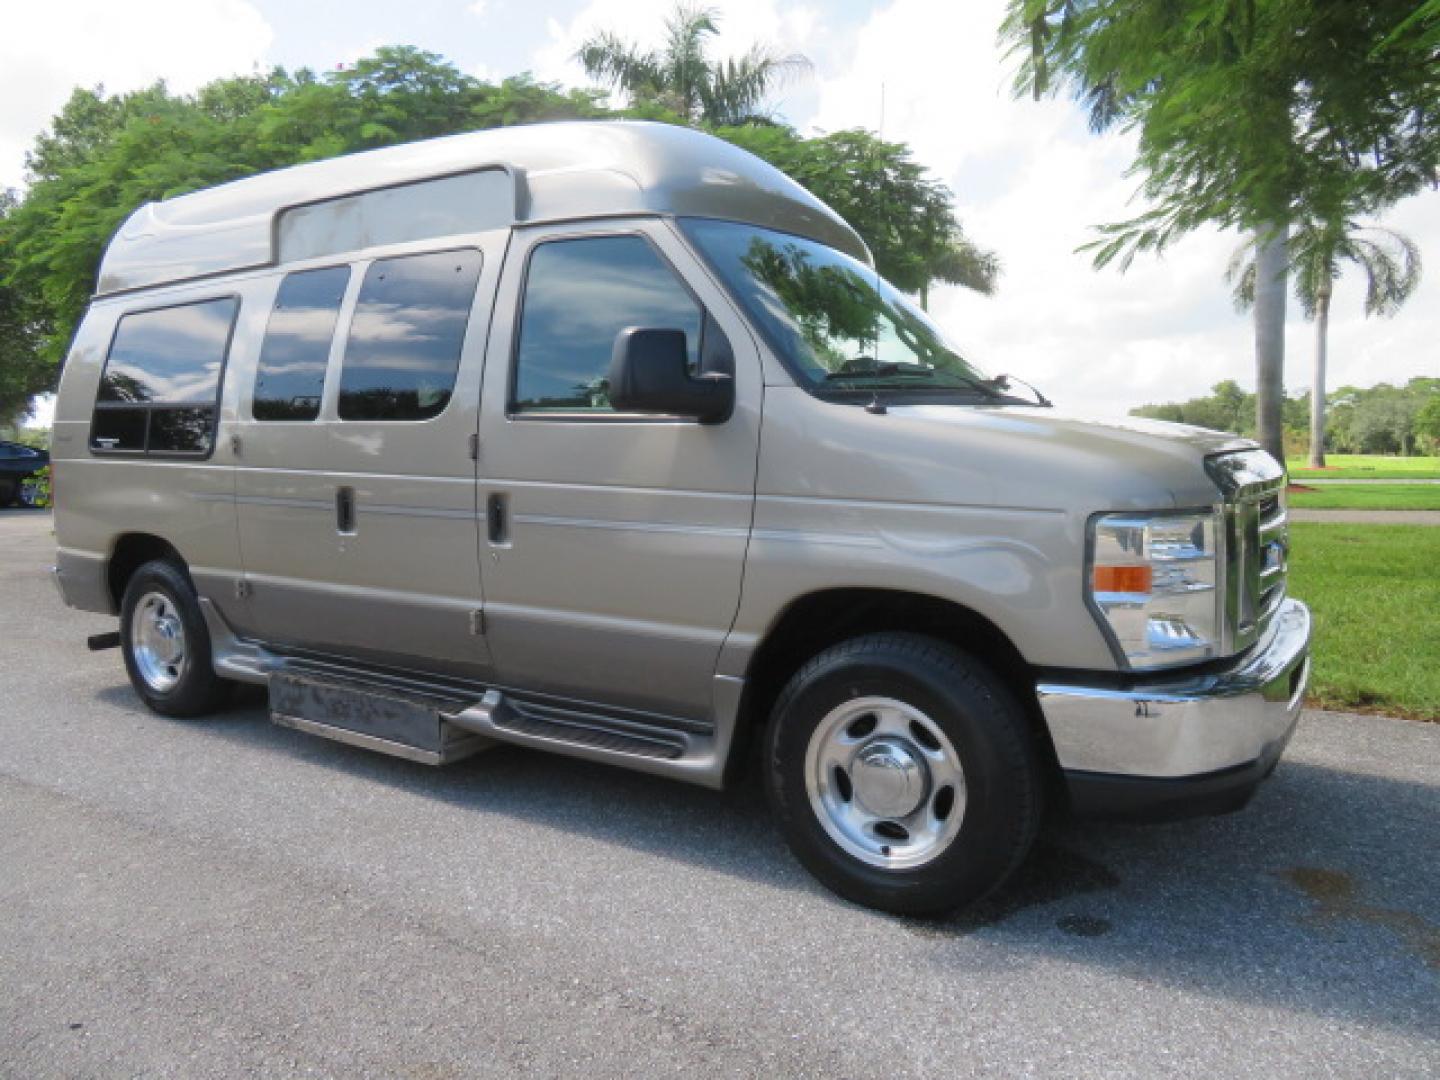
[0,479,16,506]
[119,560,230,717]
[766,633,1042,916]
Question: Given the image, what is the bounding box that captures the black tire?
[0,479,16,506]
[766,632,1043,916]
[119,559,231,717]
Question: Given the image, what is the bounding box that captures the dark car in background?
[0,441,49,506]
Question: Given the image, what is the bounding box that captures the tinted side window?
[90,408,147,452]
[338,249,482,421]
[513,236,702,412]
[98,298,235,404]
[253,266,350,421]
[91,297,238,456]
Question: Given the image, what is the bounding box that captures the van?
[50,121,1310,915]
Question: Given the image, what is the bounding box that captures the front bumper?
[1037,598,1311,819]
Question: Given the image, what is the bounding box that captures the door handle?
[336,486,356,534]
[486,492,508,545]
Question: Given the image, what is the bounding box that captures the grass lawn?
[1287,454,1440,480]
[1288,522,1440,720]
[1288,484,1440,510]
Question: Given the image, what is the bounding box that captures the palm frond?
[662,4,720,119]
[575,31,662,102]
[1225,235,1258,312]
[577,3,808,125]
[1347,227,1422,317]
[704,48,812,124]
[1229,217,1423,320]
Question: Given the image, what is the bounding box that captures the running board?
[267,670,691,770]
[448,695,686,760]
[228,634,739,787]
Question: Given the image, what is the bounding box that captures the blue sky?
[3,0,1436,423]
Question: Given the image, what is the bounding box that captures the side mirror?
[609,327,734,424]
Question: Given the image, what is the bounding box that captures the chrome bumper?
[1038,598,1311,780]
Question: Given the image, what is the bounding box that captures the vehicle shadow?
[94,682,1440,1038]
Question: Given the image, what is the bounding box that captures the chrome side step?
[272,712,488,766]
[265,670,695,772]
[199,597,738,786]
[269,672,493,765]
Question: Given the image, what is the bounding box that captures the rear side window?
[253,266,350,421]
[338,249,482,421]
[513,235,702,413]
[91,297,238,456]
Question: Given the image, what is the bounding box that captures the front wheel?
[119,559,231,717]
[766,633,1043,916]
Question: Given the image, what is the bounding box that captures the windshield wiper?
[823,362,1010,401]
[824,361,935,381]
[985,373,1053,407]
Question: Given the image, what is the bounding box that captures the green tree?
[577,4,999,299]
[1227,218,1421,467]
[1002,0,1440,463]
[0,57,604,389]
[0,45,992,418]
[1133,376,1438,454]
[1416,395,1440,447]
[1132,379,1254,435]
[331,46,493,144]
[1349,385,1414,455]
[576,4,810,125]
[719,126,999,298]
[467,74,607,129]
[0,192,54,424]
[26,82,178,183]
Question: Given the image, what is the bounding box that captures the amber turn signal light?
[1092,565,1152,594]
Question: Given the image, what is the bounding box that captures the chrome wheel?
[130,590,187,693]
[804,696,967,870]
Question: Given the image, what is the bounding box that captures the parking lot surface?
[2,508,1437,1078]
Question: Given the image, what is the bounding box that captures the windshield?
[681,219,995,397]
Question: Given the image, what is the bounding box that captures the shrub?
[21,464,51,508]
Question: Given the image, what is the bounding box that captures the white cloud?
[810,0,1440,416]
[0,0,273,190]
[468,0,490,16]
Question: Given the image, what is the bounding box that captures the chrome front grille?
[1256,492,1288,622]
[1206,450,1288,655]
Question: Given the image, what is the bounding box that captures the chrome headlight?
[1087,510,1221,670]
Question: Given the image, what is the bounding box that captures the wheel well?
[108,534,184,609]
[730,589,1062,791]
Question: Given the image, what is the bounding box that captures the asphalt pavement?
[2,507,1437,1078]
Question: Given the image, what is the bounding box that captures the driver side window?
[512,235,703,413]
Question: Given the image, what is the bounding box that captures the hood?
[758,388,1263,512]
[896,405,1256,508]
[1014,410,1255,458]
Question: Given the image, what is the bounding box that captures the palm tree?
[575,5,810,126]
[1227,219,1421,468]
